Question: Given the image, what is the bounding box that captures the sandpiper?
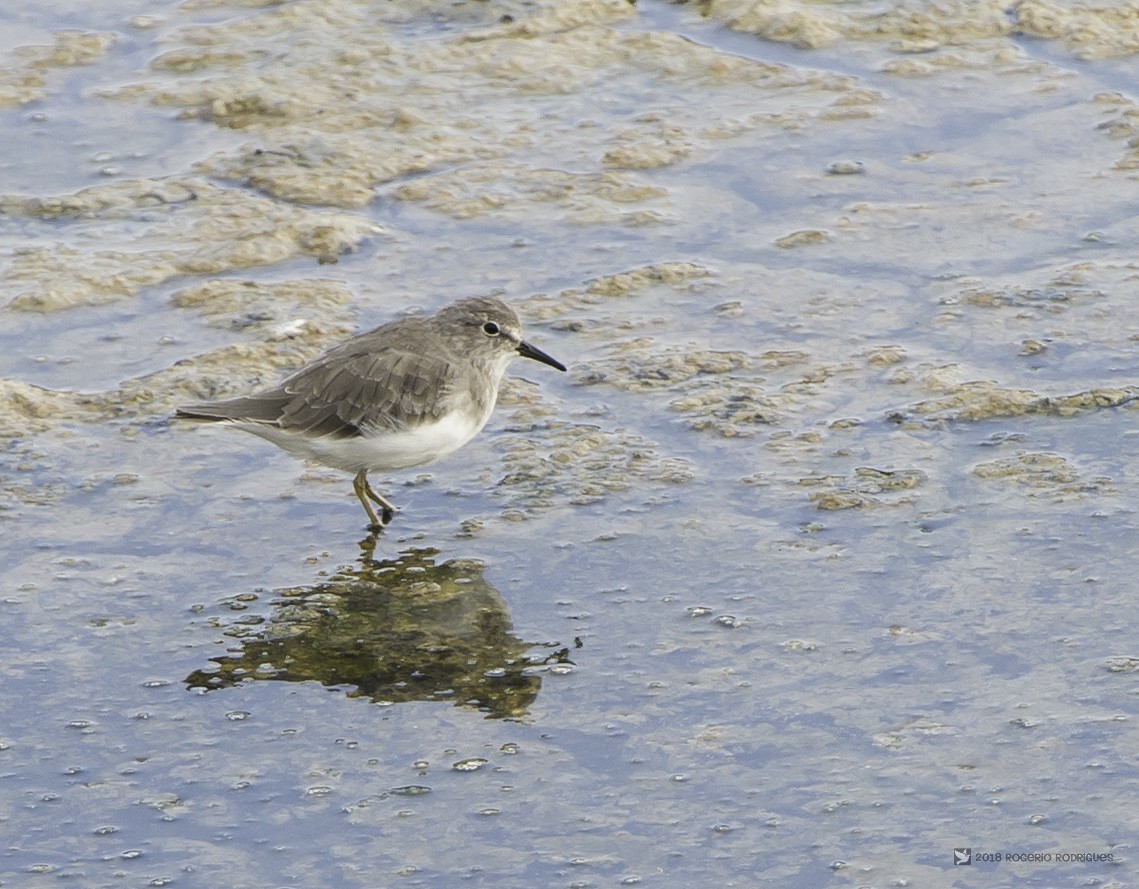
[176,296,566,528]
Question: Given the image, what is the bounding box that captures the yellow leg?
[353,470,395,528]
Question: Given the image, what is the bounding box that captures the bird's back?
[176,315,494,439]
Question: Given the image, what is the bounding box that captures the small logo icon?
[954,848,972,866]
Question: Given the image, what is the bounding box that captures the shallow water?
[2,0,1139,886]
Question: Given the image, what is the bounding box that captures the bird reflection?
[185,537,571,719]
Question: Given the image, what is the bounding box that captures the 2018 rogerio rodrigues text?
[953,849,1115,866]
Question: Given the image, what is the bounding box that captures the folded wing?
[177,337,461,439]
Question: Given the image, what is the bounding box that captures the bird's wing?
[176,318,470,438]
[273,343,463,438]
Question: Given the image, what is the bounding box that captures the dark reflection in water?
[186,537,572,719]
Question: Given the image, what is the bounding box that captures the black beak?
[517,339,567,372]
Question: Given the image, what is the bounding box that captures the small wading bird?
[176,296,566,529]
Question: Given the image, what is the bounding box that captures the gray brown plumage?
[177,296,565,528]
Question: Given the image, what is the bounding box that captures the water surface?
[2,0,1138,886]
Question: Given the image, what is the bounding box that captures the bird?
[176,296,566,529]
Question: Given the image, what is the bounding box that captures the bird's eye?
[482,321,501,336]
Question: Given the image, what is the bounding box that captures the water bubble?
[452,758,489,772]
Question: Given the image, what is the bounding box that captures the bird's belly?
[241,410,487,473]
